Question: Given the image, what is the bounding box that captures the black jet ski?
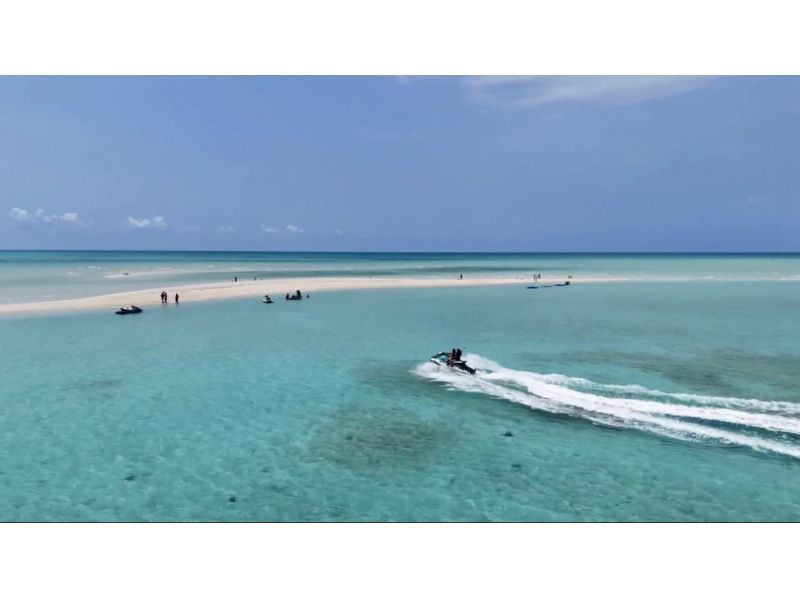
[527,281,570,289]
[115,305,143,315]
[430,352,477,375]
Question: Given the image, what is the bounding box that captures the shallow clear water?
[2,266,800,521]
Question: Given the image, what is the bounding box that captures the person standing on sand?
[459,273,463,280]
[234,276,237,283]
[175,293,179,304]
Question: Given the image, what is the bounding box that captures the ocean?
[1,251,799,520]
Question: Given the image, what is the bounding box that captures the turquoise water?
[1,253,800,520]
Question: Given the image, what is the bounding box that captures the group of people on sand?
[532,273,542,281]
[160,291,179,304]
[285,290,309,300]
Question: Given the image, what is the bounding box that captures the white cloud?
[261,224,304,234]
[465,76,712,108]
[9,207,30,221]
[9,207,84,225]
[126,215,167,229]
[217,225,236,234]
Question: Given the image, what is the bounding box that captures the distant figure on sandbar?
[234,276,238,283]
[160,291,167,303]
[459,273,463,280]
[175,293,180,304]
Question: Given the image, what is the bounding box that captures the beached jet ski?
[115,305,143,315]
[430,352,477,374]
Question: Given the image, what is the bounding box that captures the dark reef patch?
[61,378,126,399]
[309,404,453,470]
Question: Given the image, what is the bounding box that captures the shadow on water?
[62,378,125,392]
[59,378,127,400]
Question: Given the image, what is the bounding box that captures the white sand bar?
[0,275,573,316]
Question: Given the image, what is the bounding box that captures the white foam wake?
[415,354,800,459]
[535,373,800,416]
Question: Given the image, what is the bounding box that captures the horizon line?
[2,249,800,255]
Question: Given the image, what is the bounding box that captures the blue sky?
[2,76,799,251]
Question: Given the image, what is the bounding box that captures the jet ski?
[527,281,570,289]
[430,352,476,375]
[115,305,143,315]
[262,297,274,304]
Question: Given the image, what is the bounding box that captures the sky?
[1,76,800,252]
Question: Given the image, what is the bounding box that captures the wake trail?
[415,354,800,460]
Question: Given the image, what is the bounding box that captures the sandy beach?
[0,275,545,316]
[3,271,793,316]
